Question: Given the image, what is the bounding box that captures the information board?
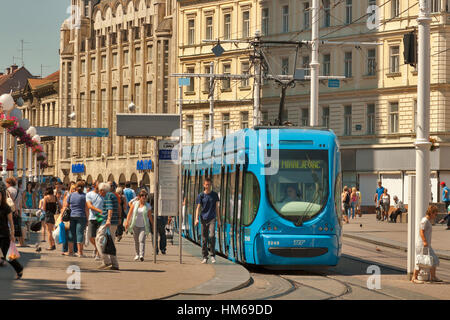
[158,140,179,216]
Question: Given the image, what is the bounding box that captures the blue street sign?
[35,127,109,137]
[328,79,340,88]
[179,78,191,86]
[72,164,85,174]
[136,159,153,171]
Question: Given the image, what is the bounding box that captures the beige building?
[59,0,177,190]
[177,0,259,144]
[259,0,450,209]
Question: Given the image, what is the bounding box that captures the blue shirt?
[376,187,385,201]
[68,192,86,218]
[443,186,450,202]
[123,188,136,204]
[86,191,104,221]
[196,191,220,222]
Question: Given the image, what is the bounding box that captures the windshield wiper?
[295,215,309,226]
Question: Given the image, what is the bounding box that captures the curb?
[343,233,450,261]
[163,234,251,298]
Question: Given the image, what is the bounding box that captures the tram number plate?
[293,240,306,246]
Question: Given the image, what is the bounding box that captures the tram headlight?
[324,227,329,232]
[319,227,323,231]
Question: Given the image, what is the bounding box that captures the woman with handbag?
[42,187,58,250]
[123,189,153,261]
[412,205,442,283]
[61,183,76,255]
[66,181,88,257]
[0,182,24,279]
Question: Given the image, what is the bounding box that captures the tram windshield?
[266,150,329,225]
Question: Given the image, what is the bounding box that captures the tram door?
[195,171,204,244]
[227,167,236,260]
[221,166,231,257]
[218,167,225,255]
[234,165,243,262]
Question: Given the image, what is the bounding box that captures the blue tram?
[181,127,342,267]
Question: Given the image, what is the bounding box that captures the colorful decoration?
[0,114,18,129]
[32,143,43,155]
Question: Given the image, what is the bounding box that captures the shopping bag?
[6,241,20,261]
[102,229,116,256]
[58,222,66,244]
[30,221,42,232]
[416,247,434,269]
[52,225,61,244]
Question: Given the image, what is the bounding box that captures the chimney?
[6,67,11,75]
[10,64,18,73]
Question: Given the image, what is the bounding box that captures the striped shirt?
[102,192,120,225]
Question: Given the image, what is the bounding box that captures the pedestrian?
[95,182,120,270]
[65,181,88,257]
[0,182,24,279]
[341,186,350,224]
[124,189,153,261]
[109,182,124,242]
[123,181,136,216]
[115,187,127,226]
[389,196,406,223]
[411,205,442,283]
[60,183,77,255]
[438,182,450,229]
[350,187,358,220]
[22,182,35,210]
[373,180,385,221]
[5,178,26,247]
[194,178,221,264]
[86,181,104,260]
[381,188,390,221]
[356,187,362,217]
[42,187,58,250]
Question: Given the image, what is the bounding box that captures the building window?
[344,51,352,78]
[242,11,250,38]
[186,115,194,144]
[323,54,331,76]
[188,19,195,45]
[134,84,140,112]
[323,0,331,27]
[147,45,153,60]
[282,6,289,33]
[241,111,249,129]
[301,108,309,126]
[91,57,96,72]
[262,8,269,35]
[262,111,269,125]
[224,14,231,40]
[135,47,141,62]
[222,113,230,136]
[414,100,417,132]
[123,50,129,66]
[431,0,441,12]
[281,57,289,75]
[203,114,210,142]
[344,105,352,135]
[367,48,376,75]
[367,104,375,134]
[206,16,213,40]
[303,56,310,76]
[322,106,330,128]
[389,102,399,133]
[112,53,118,68]
[390,46,400,73]
[204,64,211,92]
[392,0,400,17]
[222,64,231,90]
[101,55,106,71]
[346,0,352,24]
[81,60,86,74]
[303,2,310,30]
[241,61,250,87]
[187,67,195,92]
[147,81,153,112]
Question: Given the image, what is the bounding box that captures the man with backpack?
[195,178,221,264]
[374,180,385,221]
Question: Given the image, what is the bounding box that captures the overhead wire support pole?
[253,31,262,126]
[310,0,320,127]
[209,62,215,140]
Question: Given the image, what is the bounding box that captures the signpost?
[158,140,179,217]
[328,79,340,88]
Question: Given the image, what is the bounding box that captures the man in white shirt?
[390,196,406,223]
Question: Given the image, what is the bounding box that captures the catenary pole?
[209,62,214,140]
[309,0,320,127]
[254,30,261,126]
[413,0,431,278]
[179,84,183,264]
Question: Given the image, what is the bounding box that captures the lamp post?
[10,108,23,178]
[26,126,36,182]
[32,135,41,183]
[19,118,30,190]
[0,93,16,181]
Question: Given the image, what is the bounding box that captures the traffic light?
[403,32,417,66]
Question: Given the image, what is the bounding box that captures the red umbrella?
[0,157,15,171]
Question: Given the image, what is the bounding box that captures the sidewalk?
[0,231,250,300]
[343,214,450,260]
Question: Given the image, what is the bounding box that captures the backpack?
[6,189,18,213]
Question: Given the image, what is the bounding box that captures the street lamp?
[19,118,30,190]
[32,134,40,183]
[0,93,16,181]
[26,126,36,182]
[10,107,23,178]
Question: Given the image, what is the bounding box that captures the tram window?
[335,172,342,220]
[213,173,221,198]
[266,149,329,224]
[227,170,236,221]
[242,172,260,226]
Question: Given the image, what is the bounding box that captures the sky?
[0,0,69,78]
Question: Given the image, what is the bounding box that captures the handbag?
[103,228,116,256]
[416,247,434,269]
[62,195,71,222]
[30,220,42,232]
[6,241,20,261]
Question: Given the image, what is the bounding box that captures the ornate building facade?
[59,0,177,189]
